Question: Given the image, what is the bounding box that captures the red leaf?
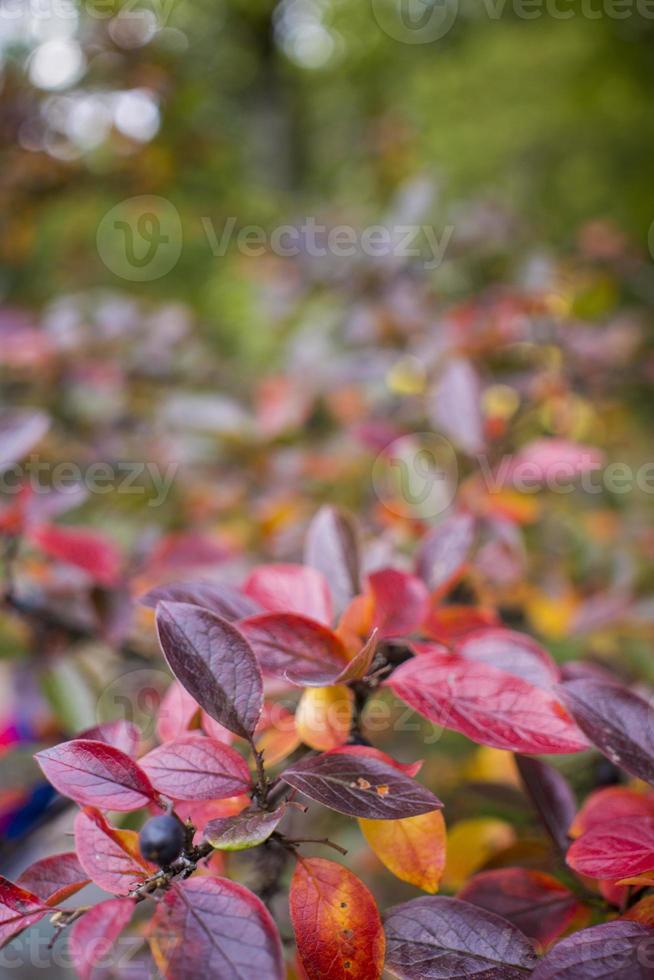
[139,579,260,621]
[0,878,49,948]
[74,809,155,895]
[290,857,385,980]
[326,745,423,778]
[35,739,156,811]
[139,735,251,801]
[77,721,141,757]
[69,897,134,980]
[16,853,89,906]
[243,563,333,625]
[239,612,349,686]
[567,817,654,880]
[458,869,586,948]
[457,628,560,689]
[416,512,476,597]
[150,877,284,979]
[386,653,588,754]
[383,896,537,979]
[501,438,604,485]
[335,630,379,683]
[27,523,122,586]
[368,569,429,638]
[531,920,654,979]
[201,711,235,744]
[559,677,654,785]
[570,787,654,838]
[281,751,442,819]
[156,680,201,743]
[0,409,49,469]
[423,605,499,643]
[304,506,361,617]
[145,531,232,573]
[156,601,263,740]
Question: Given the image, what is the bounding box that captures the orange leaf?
[359,810,446,893]
[289,857,384,980]
[295,685,353,751]
[254,702,301,767]
[624,894,654,925]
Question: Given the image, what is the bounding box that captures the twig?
[275,834,348,857]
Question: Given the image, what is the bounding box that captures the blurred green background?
[1,0,653,357]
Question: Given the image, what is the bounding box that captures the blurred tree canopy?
[1,0,653,357]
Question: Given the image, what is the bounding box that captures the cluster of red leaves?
[0,506,652,978]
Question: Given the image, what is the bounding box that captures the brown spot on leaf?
[376,784,389,796]
[356,777,371,790]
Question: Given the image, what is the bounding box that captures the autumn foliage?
[1,255,654,978]
[0,501,651,975]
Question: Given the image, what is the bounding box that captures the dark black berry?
[594,758,623,788]
[139,814,185,867]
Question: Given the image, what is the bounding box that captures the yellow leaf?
[464,747,520,787]
[525,587,578,640]
[359,810,446,893]
[441,818,515,891]
[295,685,353,751]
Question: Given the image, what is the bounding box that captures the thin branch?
[276,834,348,857]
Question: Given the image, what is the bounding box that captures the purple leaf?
[281,752,442,819]
[304,506,361,616]
[383,896,537,979]
[139,734,251,801]
[416,512,477,596]
[0,409,49,470]
[139,580,261,621]
[156,601,263,740]
[150,877,284,980]
[458,869,584,950]
[559,677,654,785]
[429,358,485,456]
[531,921,654,979]
[516,756,577,854]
